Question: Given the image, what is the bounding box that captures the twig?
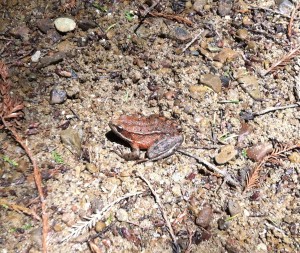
[149,11,193,26]
[182,29,203,53]
[253,103,300,117]
[263,45,300,75]
[62,191,143,242]
[137,172,180,252]
[249,5,298,20]
[288,2,300,39]
[177,149,240,187]
[140,0,160,18]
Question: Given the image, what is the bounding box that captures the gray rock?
[228,200,241,216]
[193,0,207,13]
[78,19,97,31]
[50,89,67,104]
[200,74,222,93]
[173,27,191,42]
[54,17,76,33]
[31,51,41,63]
[37,19,53,34]
[116,208,129,222]
[37,52,65,69]
[10,24,30,41]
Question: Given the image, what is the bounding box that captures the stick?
[253,103,300,116]
[249,5,299,20]
[137,172,180,252]
[177,149,240,187]
[182,29,203,53]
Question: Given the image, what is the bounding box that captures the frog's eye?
[116,126,123,131]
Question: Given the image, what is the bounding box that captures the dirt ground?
[0,0,300,252]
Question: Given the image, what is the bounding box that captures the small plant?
[52,151,64,164]
[241,149,248,158]
[125,11,135,21]
[2,155,18,166]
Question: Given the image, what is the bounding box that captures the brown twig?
[263,45,300,75]
[0,61,48,253]
[177,149,240,187]
[182,29,204,53]
[149,11,193,26]
[137,172,180,252]
[244,143,300,191]
[288,2,300,39]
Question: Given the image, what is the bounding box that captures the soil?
[0,0,299,252]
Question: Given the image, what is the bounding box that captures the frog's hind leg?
[113,144,140,161]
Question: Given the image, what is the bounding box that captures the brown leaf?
[246,143,273,162]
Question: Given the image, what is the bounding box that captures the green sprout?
[125,11,134,21]
[241,149,248,158]
[2,155,18,167]
[52,151,64,164]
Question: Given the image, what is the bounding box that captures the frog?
[109,114,184,162]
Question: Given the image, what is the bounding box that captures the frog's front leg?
[146,135,183,161]
[115,143,141,161]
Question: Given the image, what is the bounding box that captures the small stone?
[57,40,75,52]
[101,177,121,192]
[246,143,273,162]
[86,163,99,174]
[218,217,229,230]
[288,152,300,163]
[277,0,294,16]
[50,89,67,104]
[54,17,76,33]
[236,72,262,100]
[37,19,53,34]
[195,204,213,228]
[217,0,233,17]
[200,74,222,93]
[193,0,207,13]
[31,51,41,63]
[78,19,97,31]
[10,24,30,41]
[173,27,191,42]
[53,223,64,232]
[116,209,129,222]
[189,85,210,97]
[37,52,65,69]
[236,29,248,40]
[214,48,238,63]
[60,128,82,155]
[242,16,253,26]
[215,145,237,164]
[227,200,241,216]
[246,41,257,52]
[95,221,106,233]
[171,184,182,197]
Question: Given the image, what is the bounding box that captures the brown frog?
[109,114,183,161]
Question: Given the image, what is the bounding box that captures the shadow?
[106,130,131,148]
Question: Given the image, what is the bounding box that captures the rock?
[246,143,273,162]
[50,89,67,104]
[101,177,121,192]
[195,205,213,228]
[277,0,294,16]
[236,71,262,100]
[10,24,30,41]
[242,16,253,26]
[236,29,248,40]
[200,74,222,93]
[227,200,241,216]
[214,48,238,63]
[173,27,191,42]
[193,0,207,13]
[189,85,210,98]
[56,40,75,52]
[217,0,233,17]
[37,19,53,34]
[288,152,300,163]
[54,17,76,33]
[215,145,237,164]
[78,19,97,31]
[60,128,82,155]
[116,209,129,222]
[218,217,229,230]
[246,41,257,52]
[86,163,99,174]
[53,223,64,232]
[31,51,41,63]
[95,221,106,232]
[37,52,65,69]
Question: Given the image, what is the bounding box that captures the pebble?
[227,200,241,216]
[217,0,233,17]
[37,52,65,69]
[236,73,262,100]
[78,19,97,31]
[56,40,75,52]
[195,204,213,228]
[288,152,300,163]
[214,48,238,63]
[200,73,222,93]
[54,17,76,33]
[86,163,99,174]
[10,24,30,41]
[277,0,294,16]
[236,29,248,40]
[116,208,129,222]
[50,89,67,104]
[95,221,106,232]
[31,51,41,63]
[193,0,207,13]
[246,143,273,162]
[218,217,229,230]
[173,27,191,42]
[215,145,237,164]
[37,19,53,34]
[60,128,82,154]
